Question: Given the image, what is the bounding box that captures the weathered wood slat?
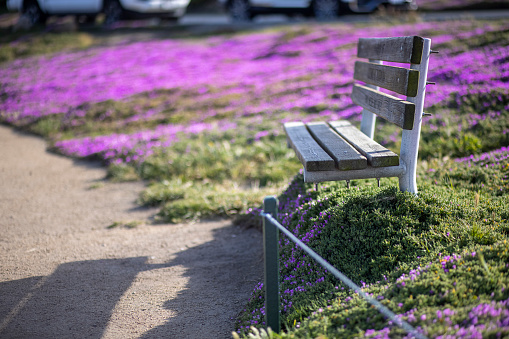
[306,122,367,171]
[357,36,424,64]
[284,122,335,171]
[329,121,400,167]
[351,84,415,130]
[354,61,420,96]
[304,165,405,183]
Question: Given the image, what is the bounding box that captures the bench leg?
[399,38,431,194]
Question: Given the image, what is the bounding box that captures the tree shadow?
[0,257,157,338]
[0,224,263,339]
[141,224,263,338]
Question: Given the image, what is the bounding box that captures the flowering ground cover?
[1,16,509,338]
[236,169,509,337]
[2,19,509,222]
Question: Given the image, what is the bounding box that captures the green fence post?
[263,196,280,333]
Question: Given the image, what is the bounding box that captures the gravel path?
[0,125,263,338]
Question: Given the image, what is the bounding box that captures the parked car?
[6,0,191,26]
[218,0,417,21]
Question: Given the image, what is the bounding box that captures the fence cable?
[261,212,427,339]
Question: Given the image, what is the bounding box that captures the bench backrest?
[352,36,431,193]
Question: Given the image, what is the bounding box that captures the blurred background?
[1,0,509,32]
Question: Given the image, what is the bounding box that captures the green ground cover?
[0,29,95,64]
[1,16,508,338]
[235,162,509,337]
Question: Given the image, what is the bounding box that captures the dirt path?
[0,125,263,339]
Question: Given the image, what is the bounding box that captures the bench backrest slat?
[353,61,420,96]
[357,36,424,64]
[354,36,426,132]
[351,84,415,130]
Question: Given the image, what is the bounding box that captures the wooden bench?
[284,36,432,194]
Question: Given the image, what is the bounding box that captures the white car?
[219,0,417,21]
[7,0,191,26]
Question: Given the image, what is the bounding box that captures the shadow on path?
[0,224,262,339]
[0,257,156,338]
[141,224,263,338]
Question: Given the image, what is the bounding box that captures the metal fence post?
[263,196,280,333]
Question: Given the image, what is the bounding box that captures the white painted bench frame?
[285,36,432,194]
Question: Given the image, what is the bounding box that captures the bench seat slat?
[284,122,335,171]
[357,36,424,64]
[304,164,405,183]
[351,84,415,130]
[329,120,399,167]
[354,61,420,97]
[307,122,367,171]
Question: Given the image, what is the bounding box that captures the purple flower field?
[1,20,508,166]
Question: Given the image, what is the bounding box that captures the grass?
[105,127,301,222]
[234,160,508,337]
[1,15,509,338]
[0,30,95,64]
[140,178,286,223]
[107,220,143,229]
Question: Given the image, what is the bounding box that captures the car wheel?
[76,14,97,25]
[229,0,252,22]
[313,0,339,20]
[23,1,47,26]
[84,15,97,23]
[160,17,179,26]
[104,0,123,26]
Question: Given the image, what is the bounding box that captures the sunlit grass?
[0,31,94,64]
[235,164,509,337]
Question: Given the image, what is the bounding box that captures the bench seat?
[284,120,403,183]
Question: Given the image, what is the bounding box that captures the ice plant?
[2,21,509,165]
